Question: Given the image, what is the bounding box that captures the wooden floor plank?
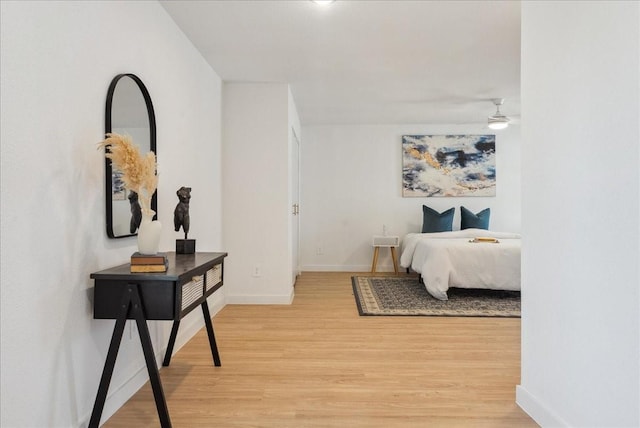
[103,272,537,427]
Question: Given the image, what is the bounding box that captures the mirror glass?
[105,74,157,238]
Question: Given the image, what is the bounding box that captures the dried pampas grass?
[98,133,158,215]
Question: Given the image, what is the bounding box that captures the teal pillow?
[460,206,490,230]
[422,205,454,233]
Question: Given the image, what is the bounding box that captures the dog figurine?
[173,186,191,237]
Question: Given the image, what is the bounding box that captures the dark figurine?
[128,191,142,233]
[174,186,191,239]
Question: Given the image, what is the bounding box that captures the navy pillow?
[460,206,490,230]
[422,205,455,233]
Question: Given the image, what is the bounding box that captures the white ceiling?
[160,0,521,126]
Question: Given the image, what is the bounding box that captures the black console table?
[89,251,227,428]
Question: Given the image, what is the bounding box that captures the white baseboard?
[94,362,153,426]
[82,292,226,427]
[301,264,401,272]
[225,289,294,304]
[516,384,569,427]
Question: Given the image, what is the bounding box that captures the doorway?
[291,128,301,286]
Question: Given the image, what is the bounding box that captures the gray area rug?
[351,276,520,317]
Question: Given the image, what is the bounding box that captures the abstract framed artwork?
[111,171,126,201]
[402,135,496,197]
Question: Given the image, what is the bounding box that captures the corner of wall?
[516,385,569,428]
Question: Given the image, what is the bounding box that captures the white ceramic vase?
[137,212,162,255]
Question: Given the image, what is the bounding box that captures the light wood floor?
[104,272,537,427]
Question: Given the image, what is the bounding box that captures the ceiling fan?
[488,98,510,130]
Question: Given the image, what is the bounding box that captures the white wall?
[222,83,300,303]
[0,2,223,427]
[300,124,521,271]
[518,2,639,427]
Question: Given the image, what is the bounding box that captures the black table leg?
[89,284,172,428]
[162,320,181,367]
[89,290,131,428]
[201,300,221,366]
[129,285,172,428]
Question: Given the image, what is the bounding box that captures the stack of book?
[130,252,168,273]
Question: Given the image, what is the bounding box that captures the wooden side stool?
[371,235,400,274]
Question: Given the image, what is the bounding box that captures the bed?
[400,229,521,300]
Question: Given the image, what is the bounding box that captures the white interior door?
[291,129,301,285]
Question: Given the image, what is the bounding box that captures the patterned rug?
[351,276,520,317]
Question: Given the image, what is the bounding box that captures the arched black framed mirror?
[105,73,157,238]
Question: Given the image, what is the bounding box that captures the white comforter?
[400,229,521,300]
